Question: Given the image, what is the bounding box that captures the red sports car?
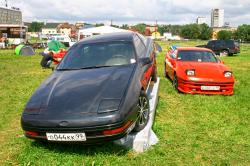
[164,46,235,95]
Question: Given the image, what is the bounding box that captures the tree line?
[27,21,250,42]
[128,23,250,42]
[120,23,211,40]
[217,24,250,42]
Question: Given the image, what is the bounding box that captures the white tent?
[78,26,131,40]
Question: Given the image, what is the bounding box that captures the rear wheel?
[221,50,229,56]
[133,91,150,132]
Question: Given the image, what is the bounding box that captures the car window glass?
[177,50,218,63]
[208,41,214,47]
[225,40,235,47]
[137,33,147,46]
[134,35,146,58]
[170,50,177,59]
[215,41,221,47]
[149,43,154,57]
[58,41,136,69]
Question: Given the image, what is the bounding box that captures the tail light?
[25,131,39,137]
[103,121,132,136]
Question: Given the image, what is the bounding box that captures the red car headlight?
[186,69,195,76]
[224,71,233,78]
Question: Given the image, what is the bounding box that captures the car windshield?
[177,50,218,63]
[57,41,136,70]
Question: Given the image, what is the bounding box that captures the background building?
[0,6,26,45]
[212,27,237,39]
[41,23,59,35]
[196,17,206,24]
[211,9,224,27]
[0,6,22,24]
[145,25,158,36]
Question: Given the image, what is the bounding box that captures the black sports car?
[21,32,160,144]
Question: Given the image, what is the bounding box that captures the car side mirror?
[155,43,162,55]
[140,57,152,66]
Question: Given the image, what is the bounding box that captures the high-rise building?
[196,17,206,24]
[0,6,22,24]
[211,9,224,27]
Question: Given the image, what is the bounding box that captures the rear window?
[177,50,218,63]
[234,41,239,47]
[225,40,235,47]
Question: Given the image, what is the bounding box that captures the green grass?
[0,42,249,165]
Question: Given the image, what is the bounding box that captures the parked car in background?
[21,32,161,144]
[164,46,235,95]
[197,40,240,56]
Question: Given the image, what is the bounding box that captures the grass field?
[0,41,249,165]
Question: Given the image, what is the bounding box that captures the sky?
[1,0,250,26]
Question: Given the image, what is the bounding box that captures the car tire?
[133,91,150,132]
[151,68,158,83]
[173,74,179,91]
[164,63,168,78]
[221,50,229,56]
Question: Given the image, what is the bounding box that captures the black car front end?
[21,106,138,144]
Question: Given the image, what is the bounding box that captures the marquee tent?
[78,26,131,40]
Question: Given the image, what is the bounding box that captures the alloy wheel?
[137,96,149,126]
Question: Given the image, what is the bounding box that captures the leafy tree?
[95,23,104,27]
[180,24,200,39]
[111,24,120,28]
[121,24,129,30]
[171,25,182,35]
[132,23,146,34]
[157,24,182,36]
[28,22,44,32]
[217,30,233,40]
[199,23,212,40]
[235,24,250,42]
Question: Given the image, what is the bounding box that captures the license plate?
[46,133,86,142]
[201,86,220,91]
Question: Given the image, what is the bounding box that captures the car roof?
[176,47,212,52]
[78,32,136,44]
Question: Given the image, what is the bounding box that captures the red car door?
[142,47,155,90]
[165,49,177,80]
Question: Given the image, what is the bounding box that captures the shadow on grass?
[29,140,129,156]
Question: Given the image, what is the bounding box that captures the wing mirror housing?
[140,57,152,66]
[155,43,162,55]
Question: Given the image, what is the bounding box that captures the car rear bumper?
[177,78,234,95]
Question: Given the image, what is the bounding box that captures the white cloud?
[3,0,250,26]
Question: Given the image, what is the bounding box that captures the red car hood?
[177,61,234,82]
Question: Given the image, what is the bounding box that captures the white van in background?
[48,34,76,47]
